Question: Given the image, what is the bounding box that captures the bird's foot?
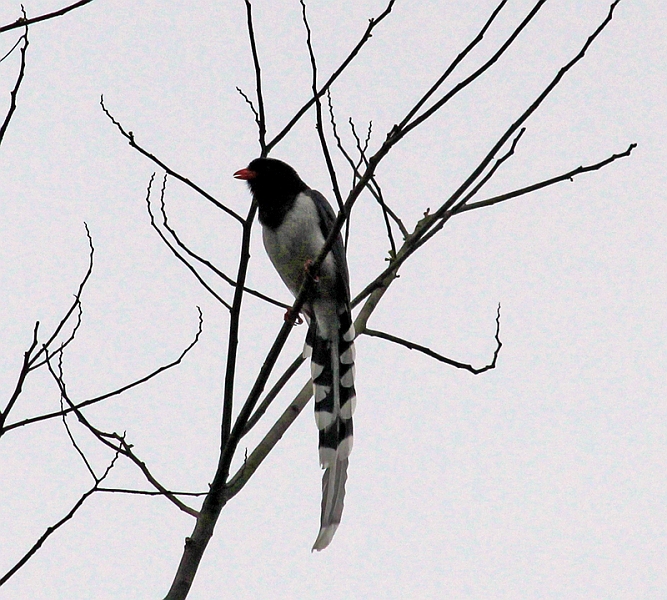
[284,308,303,326]
[304,259,320,282]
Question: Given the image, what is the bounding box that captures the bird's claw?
[284,308,303,326]
[304,259,320,282]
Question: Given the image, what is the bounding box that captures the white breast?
[262,192,336,299]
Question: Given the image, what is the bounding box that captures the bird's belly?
[262,195,335,298]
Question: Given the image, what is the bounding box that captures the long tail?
[305,304,356,551]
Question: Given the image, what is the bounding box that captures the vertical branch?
[300,0,344,214]
[220,203,257,445]
[244,0,267,155]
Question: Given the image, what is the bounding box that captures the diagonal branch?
[4,307,203,434]
[458,143,637,214]
[265,0,395,152]
[146,174,232,311]
[0,449,119,588]
[154,175,289,310]
[0,19,28,147]
[401,0,546,136]
[0,322,39,433]
[300,0,344,214]
[44,354,199,517]
[0,0,97,33]
[100,97,245,224]
[364,304,502,375]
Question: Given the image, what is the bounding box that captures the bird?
[234,157,356,551]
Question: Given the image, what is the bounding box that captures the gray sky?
[1,0,665,598]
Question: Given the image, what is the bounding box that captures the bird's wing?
[306,188,350,300]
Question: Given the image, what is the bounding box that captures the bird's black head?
[234,158,307,228]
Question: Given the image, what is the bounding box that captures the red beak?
[233,168,256,180]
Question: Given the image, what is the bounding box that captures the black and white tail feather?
[304,301,356,550]
[234,157,356,551]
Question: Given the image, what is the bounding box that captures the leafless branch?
[154,174,289,310]
[397,0,508,131]
[0,322,39,433]
[100,97,244,224]
[0,18,28,147]
[0,35,23,63]
[241,354,306,436]
[59,356,98,480]
[97,488,207,497]
[44,353,200,517]
[0,449,119,588]
[242,0,267,154]
[400,0,545,136]
[0,0,96,33]
[459,143,637,214]
[146,174,232,311]
[235,86,260,127]
[364,304,502,374]
[4,307,203,434]
[300,0,344,214]
[30,223,94,367]
[265,0,395,152]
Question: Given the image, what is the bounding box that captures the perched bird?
[234,158,356,551]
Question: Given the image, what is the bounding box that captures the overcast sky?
[1,0,665,598]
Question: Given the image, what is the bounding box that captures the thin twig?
[97,487,207,497]
[401,0,546,136]
[451,127,526,213]
[242,0,267,153]
[458,143,637,214]
[146,174,232,310]
[300,0,344,214]
[397,0,509,130]
[0,19,28,146]
[0,322,39,432]
[30,223,94,367]
[265,0,395,152]
[100,97,244,224]
[44,353,199,517]
[0,0,96,33]
[155,175,289,309]
[364,304,502,374]
[241,355,306,436]
[235,87,260,126]
[0,450,119,587]
[0,35,23,64]
[4,308,203,434]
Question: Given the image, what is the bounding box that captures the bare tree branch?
[0,450,119,588]
[154,175,289,310]
[400,0,546,136]
[0,35,23,63]
[458,143,637,214]
[44,354,200,517]
[300,0,344,214]
[4,307,203,434]
[0,322,39,433]
[97,488,207,497]
[146,174,233,311]
[241,354,306,436]
[100,97,245,224]
[364,304,502,374]
[30,221,95,370]
[0,19,28,147]
[242,0,267,154]
[0,0,96,34]
[265,0,395,152]
[397,0,508,131]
